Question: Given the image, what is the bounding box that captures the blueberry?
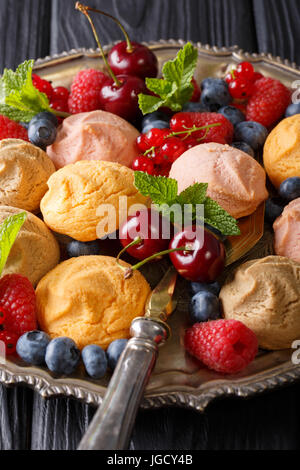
[279,177,300,202]
[82,345,108,379]
[45,337,80,375]
[189,291,221,323]
[107,339,128,370]
[189,281,221,297]
[182,102,209,112]
[66,240,100,258]
[218,106,245,127]
[231,141,255,157]
[234,121,268,151]
[285,103,300,118]
[142,120,169,134]
[201,78,216,90]
[31,112,59,127]
[265,197,286,224]
[200,78,231,111]
[142,111,170,128]
[16,330,51,366]
[28,118,57,149]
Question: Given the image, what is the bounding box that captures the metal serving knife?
[78,202,265,450]
[78,266,178,451]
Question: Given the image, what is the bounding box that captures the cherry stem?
[77,4,134,53]
[116,239,193,279]
[75,2,122,87]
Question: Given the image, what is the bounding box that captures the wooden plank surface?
[1,0,300,450]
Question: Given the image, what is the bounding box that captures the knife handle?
[78,317,169,451]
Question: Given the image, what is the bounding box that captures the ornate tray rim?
[1,39,300,411]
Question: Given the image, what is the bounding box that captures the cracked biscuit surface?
[36,256,151,350]
[40,160,148,242]
[220,256,300,350]
[0,139,55,212]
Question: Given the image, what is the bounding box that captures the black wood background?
[1,0,300,450]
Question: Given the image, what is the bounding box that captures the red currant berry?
[229,78,254,100]
[51,99,69,113]
[119,209,171,261]
[235,62,254,81]
[136,133,151,152]
[132,155,155,175]
[156,163,172,177]
[32,74,54,101]
[159,137,187,163]
[252,72,264,82]
[225,70,236,84]
[169,226,226,283]
[145,128,172,147]
[185,138,200,150]
[52,86,70,102]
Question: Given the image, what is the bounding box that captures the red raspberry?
[184,319,258,374]
[0,115,29,142]
[68,69,108,114]
[170,112,234,145]
[0,274,37,338]
[246,77,291,128]
[32,74,54,101]
[52,86,70,103]
[0,330,19,355]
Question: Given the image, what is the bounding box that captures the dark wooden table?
[1,0,300,450]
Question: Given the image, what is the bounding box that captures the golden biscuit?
[36,256,151,350]
[220,256,300,350]
[0,139,55,212]
[0,206,60,286]
[264,114,300,188]
[40,160,148,242]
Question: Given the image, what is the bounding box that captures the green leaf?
[134,172,178,205]
[162,42,198,92]
[145,78,176,98]
[138,94,166,115]
[0,60,53,123]
[203,198,241,236]
[139,42,198,115]
[176,183,208,205]
[0,212,27,277]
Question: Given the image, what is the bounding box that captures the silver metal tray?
[1,40,300,412]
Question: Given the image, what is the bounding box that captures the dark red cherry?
[108,41,158,79]
[99,74,147,121]
[190,78,201,102]
[169,226,225,282]
[119,209,171,261]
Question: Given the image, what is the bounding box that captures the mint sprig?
[134,172,240,236]
[138,42,198,115]
[0,60,66,123]
[0,212,27,276]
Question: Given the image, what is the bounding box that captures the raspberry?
[246,77,291,128]
[68,69,108,114]
[0,274,37,337]
[32,74,54,101]
[184,319,258,374]
[170,112,234,145]
[0,115,29,141]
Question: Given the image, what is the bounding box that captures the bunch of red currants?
[225,61,263,100]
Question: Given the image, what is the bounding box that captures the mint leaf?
[162,42,198,104]
[0,60,54,123]
[138,94,166,115]
[138,42,198,115]
[176,183,208,205]
[0,212,27,276]
[134,172,178,205]
[203,198,240,236]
